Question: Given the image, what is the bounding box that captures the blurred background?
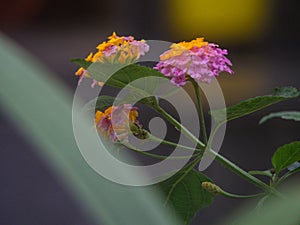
[1,0,300,224]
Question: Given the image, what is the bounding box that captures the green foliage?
[260,111,300,124]
[72,58,300,225]
[222,187,300,225]
[272,141,300,175]
[157,169,215,225]
[211,87,300,124]
[72,58,167,107]
[95,63,165,89]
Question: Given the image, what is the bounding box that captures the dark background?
[1,0,300,224]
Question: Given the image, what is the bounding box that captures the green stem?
[148,134,202,153]
[123,142,199,160]
[149,134,278,197]
[152,102,283,197]
[220,190,263,199]
[151,132,282,197]
[208,149,283,197]
[152,101,205,149]
[212,148,286,196]
[191,79,208,144]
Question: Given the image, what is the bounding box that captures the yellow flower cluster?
[75,32,149,81]
[160,37,208,61]
[175,37,208,50]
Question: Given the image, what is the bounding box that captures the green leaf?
[83,95,158,116]
[72,57,165,88]
[72,59,179,109]
[260,111,300,124]
[83,95,116,112]
[90,63,165,89]
[211,87,300,124]
[73,58,167,105]
[71,58,92,69]
[272,141,300,175]
[157,169,215,225]
[273,86,299,97]
[90,63,169,108]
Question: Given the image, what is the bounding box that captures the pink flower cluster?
[154,41,233,86]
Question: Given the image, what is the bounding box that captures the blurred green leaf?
[260,111,300,124]
[0,34,180,225]
[158,169,214,225]
[222,187,300,225]
[272,141,300,175]
[211,87,300,124]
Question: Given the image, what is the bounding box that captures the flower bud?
[201,182,222,195]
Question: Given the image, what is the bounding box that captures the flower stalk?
[191,78,208,144]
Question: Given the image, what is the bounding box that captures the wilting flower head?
[154,38,233,86]
[94,104,140,142]
[75,32,150,87]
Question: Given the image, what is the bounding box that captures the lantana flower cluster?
[95,104,140,142]
[74,33,234,142]
[75,32,149,87]
[154,38,233,86]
